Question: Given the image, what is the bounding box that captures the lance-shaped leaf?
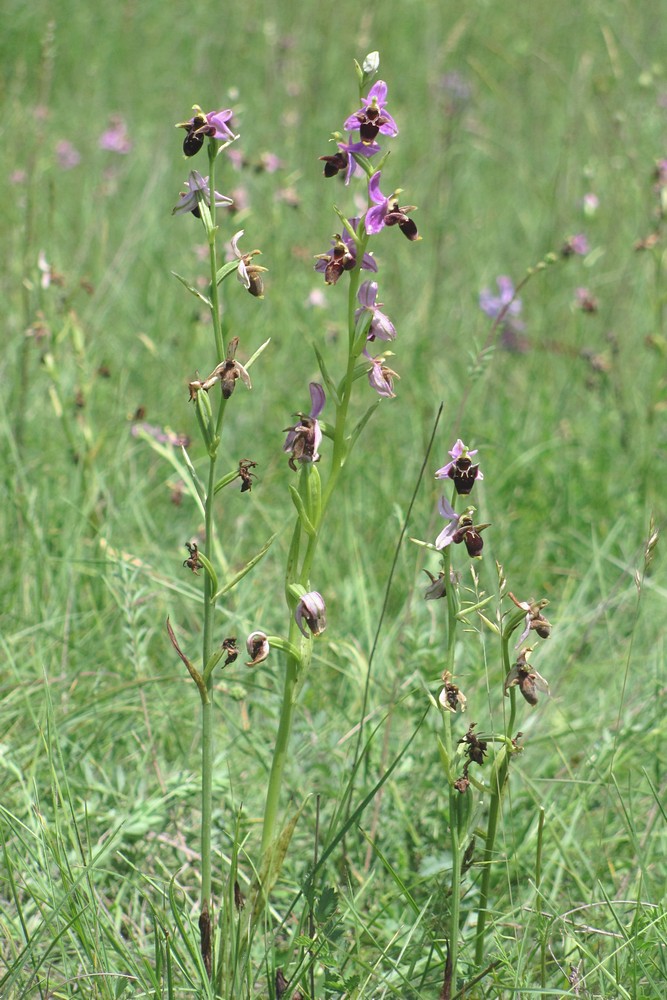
[211,533,277,602]
[171,270,213,309]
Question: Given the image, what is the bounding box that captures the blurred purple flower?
[55,140,81,169]
[355,281,396,341]
[131,421,190,448]
[344,81,398,143]
[479,276,522,320]
[98,115,132,154]
[561,233,589,257]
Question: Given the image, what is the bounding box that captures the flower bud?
[295,591,327,638]
[246,631,270,666]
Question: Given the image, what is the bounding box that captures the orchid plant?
[153,55,422,986]
[413,437,554,994]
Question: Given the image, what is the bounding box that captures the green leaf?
[288,484,315,537]
[171,270,212,309]
[313,344,341,406]
[211,533,277,603]
[214,259,241,286]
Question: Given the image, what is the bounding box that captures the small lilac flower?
[172,171,233,217]
[315,218,377,285]
[283,382,325,470]
[365,172,419,240]
[98,115,132,154]
[435,496,460,550]
[246,631,270,666]
[176,104,235,156]
[479,276,522,320]
[435,439,483,495]
[55,140,81,170]
[367,354,399,398]
[230,230,266,297]
[561,233,589,257]
[295,592,327,638]
[344,81,399,143]
[355,281,396,342]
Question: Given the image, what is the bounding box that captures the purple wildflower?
[435,439,483,495]
[315,217,377,285]
[295,592,327,638]
[283,383,325,471]
[344,81,399,143]
[435,497,460,550]
[176,104,235,157]
[365,172,419,240]
[98,115,132,154]
[355,281,396,341]
[172,171,233,217]
[366,354,399,398]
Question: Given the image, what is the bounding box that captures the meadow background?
[1,0,666,996]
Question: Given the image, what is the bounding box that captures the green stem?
[261,249,366,855]
[206,138,224,362]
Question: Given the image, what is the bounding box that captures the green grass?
[2,0,667,997]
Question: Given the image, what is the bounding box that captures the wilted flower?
[508,593,552,646]
[355,281,396,341]
[283,382,325,470]
[315,217,378,285]
[188,338,251,400]
[295,591,327,637]
[173,171,233,217]
[176,105,235,156]
[98,115,132,154]
[366,354,399,398]
[439,671,467,713]
[365,171,419,240]
[561,233,589,257]
[435,439,483,495]
[504,649,550,706]
[343,81,399,143]
[424,569,447,600]
[246,631,270,666]
[231,230,267,297]
[458,723,487,766]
